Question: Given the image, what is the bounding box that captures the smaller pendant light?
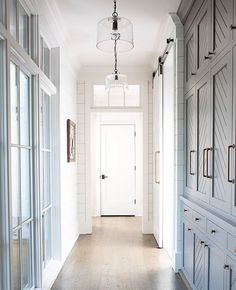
[105,39,128,90]
[97,0,134,53]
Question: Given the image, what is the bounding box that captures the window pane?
[109,87,125,106]
[44,43,50,78]
[125,85,140,107]
[18,3,29,53]
[22,223,33,289]
[11,148,20,228]
[93,85,108,106]
[20,71,30,146]
[0,0,5,24]
[42,92,50,149]
[43,209,52,267]
[10,0,17,39]
[21,149,31,222]
[43,152,51,208]
[12,231,20,290]
[10,63,19,144]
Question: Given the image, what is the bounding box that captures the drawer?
[207,219,227,246]
[183,205,192,220]
[192,210,206,231]
[227,233,236,256]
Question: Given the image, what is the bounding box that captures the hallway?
[52,217,187,290]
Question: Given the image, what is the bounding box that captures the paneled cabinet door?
[186,88,197,196]
[185,26,196,91]
[196,0,211,75]
[193,233,209,290]
[212,0,233,56]
[208,241,225,290]
[196,74,212,203]
[183,222,194,283]
[231,45,236,216]
[211,52,233,213]
[225,256,236,289]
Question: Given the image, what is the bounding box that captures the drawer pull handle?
[227,144,235,184]
[204,56,211,60]
[188,228,192,231]
[184,209,188,212]
[224,264,230,270]
[204,244,208,248]
[211,230,216,235]
[203,149,207,177]
[231,25,236,30]
[191,72,196,76]
[200,241,205,245]
[190,150,195,176]
[206,148,213,179]
[195,218,200,221]
[208,51,215,55]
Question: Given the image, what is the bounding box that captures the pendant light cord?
[114,39,118,75]
[112,0,118,17]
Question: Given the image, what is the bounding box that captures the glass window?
[12,231,20,290]
[10,0,17,39]
[10,63,34,290]
[43,152,51,208]
[22,224,33,289]
[93,84,141,108]
[18,3,29,54]
[42,93,50,149]
[43,209,52,267]
[0,0,5,25]
[21,148,31,222]
[11,148,20,228]
[10,63,19,144]
[20,71,30,146]
[10,0,30,54]
[40,37,51,78]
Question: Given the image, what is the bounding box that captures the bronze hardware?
[224,264,230,270]
[228,145,235,183]
[204,56,210,60]
[231,25,236,30]
[200,241,205,244]
[203,149,207,177]
[211,229,216,234]
[206,148,213,179]
[204,244,208,248]
[187,228,192,231]
[184,209,188,212]
[195,217,200,221]
[191,72,196,76]
[190,150,195,175]
[208,51,215,55]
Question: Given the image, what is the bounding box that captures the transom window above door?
[93,84,140,107]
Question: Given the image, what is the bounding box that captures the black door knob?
[100,174,108,179]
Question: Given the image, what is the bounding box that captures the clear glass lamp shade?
[105,73,128,90]
[97,17,134,53]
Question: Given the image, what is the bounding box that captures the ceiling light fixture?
[97,0,134,53]
[105,39,128,90]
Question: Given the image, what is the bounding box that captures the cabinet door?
[185,26,196,90]
[193,234,206,290]
[225,256,236,290]
[208,242,225,290]
[231,46,236,216]
[196,74,212,203]
[211,52,233,213]
[212,0,233,55]
[186,88,197,196]
[183,222,194,283]
[196,0,211,75]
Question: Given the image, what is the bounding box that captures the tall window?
[10,62,33,290]
[40,37,51,79]
[0,0,5,25]
[40,90,52,268]
[10,0,30,54]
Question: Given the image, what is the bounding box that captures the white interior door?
[100,124,136,216]
[162,45,175,260]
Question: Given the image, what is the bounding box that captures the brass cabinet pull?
[206,148,213,179]
[228,144,235,183]
[190,150,195,175]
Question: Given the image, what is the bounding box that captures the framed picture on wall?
[67,119,76,162]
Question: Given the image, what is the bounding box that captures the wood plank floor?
[51,217,188,290]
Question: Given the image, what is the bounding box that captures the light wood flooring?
[51,217,188,290]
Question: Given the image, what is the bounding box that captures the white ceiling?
[54,0,181,70]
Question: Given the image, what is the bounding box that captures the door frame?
[99,123,137,216]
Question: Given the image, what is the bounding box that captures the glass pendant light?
[106,39,128,90]
[97,0,134,53]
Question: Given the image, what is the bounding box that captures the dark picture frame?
[67,119,76,162]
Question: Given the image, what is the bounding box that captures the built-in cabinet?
[183,0,236,289]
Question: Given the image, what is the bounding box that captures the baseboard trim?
[179,270,193,290]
